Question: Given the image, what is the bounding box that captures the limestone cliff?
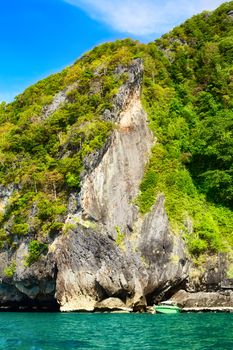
[1,3,233,309]
[0,59,191,311]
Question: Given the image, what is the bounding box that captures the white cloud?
[64,0,227,36]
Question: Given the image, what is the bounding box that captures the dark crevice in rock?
[132,301,147,313]
[145,278,187,306]
[111,290,129,303]
[0,296,59,312]
[94,280,109,301]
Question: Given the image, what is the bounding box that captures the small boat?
[153,301,181,314]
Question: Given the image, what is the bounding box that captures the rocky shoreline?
[1,290,233,314]
[1,307,232,314]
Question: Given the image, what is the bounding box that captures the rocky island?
[0,1,233,312]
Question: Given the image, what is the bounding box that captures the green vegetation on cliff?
[138,1,233,257]
[0,2,233,260]
[0,39,138,246]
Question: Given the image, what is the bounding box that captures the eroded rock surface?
[0,184,16,213]
[41,83,77,119]
[0,244,57,309]
[138,195,189,301]
[171,289,233,308]
[55,225,142,311]
[80,59,153,237]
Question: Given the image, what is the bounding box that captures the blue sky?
[0,0,227,102]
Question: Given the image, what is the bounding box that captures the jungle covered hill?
[0,1,232,281]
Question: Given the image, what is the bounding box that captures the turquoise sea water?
[0,312,232,350]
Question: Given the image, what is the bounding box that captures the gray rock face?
[54,225,143,311]
[13,243,56,300]
[53,195,189,311]
[171,289,233,308]
[0,283,26,307]
[80,59,153,237]
[138,195,189,299]
[41,83,77,119]
[103,59,144,123]
[185,253,233,293]
[0,243,56,308]
[0,184,16,213]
